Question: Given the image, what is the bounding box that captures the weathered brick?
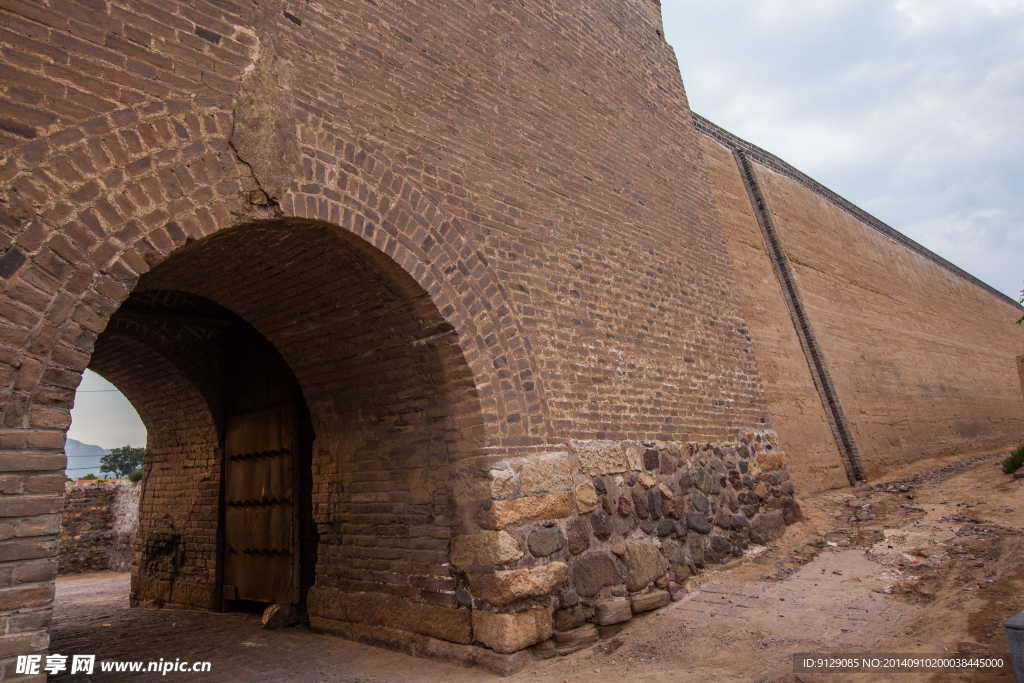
[0,542,56,572]
[0,582,53,611]
[0,495,62,518]
[0,630,48,658]
[13,560,58,585]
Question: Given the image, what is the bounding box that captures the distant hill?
[66,439,108,457]
[65,439,110,478]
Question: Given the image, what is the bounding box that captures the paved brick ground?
[50,574,493,682]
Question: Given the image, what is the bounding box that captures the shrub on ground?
[1002,443,1024,474]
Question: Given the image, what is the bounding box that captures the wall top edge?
[691,113,1023,313]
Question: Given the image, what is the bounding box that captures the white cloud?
[663,0,1024,299]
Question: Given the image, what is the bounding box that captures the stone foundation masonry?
[307,429,802,664]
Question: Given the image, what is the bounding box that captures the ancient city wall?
[59,479,139,574]
[697,119,1024,487]
[0,0,779,675]
[697,135,850,493]
[5,0,1019,674]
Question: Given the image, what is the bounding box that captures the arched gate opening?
[82,218,485,622]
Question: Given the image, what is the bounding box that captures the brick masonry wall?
[129,223,486,612]
[0,0,788,673]
[88,321,223,611]
[59,479,139,574]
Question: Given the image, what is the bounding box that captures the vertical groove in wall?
[732,150,866,484]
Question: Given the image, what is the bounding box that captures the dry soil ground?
[50,449,1023,682]
[516,448,1023,683]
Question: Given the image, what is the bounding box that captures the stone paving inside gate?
[49,573,494,683]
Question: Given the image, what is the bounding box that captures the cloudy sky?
[68,1,1024,451]
[663,0,1024,301]
[67,370,146,450]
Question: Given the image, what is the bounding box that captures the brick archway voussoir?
[282,190,546,449]
[1,99,259,438]
[278,134,552,448]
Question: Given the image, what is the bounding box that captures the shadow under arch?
[88,217,488,624]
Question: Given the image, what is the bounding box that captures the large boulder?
[593,599,631,626]
[570,440,628,475]
[648,488,663,519]
[572,551,621,597]
[575,480,598,514]
[590,509,613,540]
[467,562,568,606]
[749,511,786,545]
[687,533,705,568]
[685,511,712,534]
[631,491,649,519]
[623,538,667,592]
[528,527,565,557]
[477,493,574,530]
[473,607,553,654]
[520,452,573,494]
[450,530,523,567]
[566,517,591,556]
[630,589,670,614]
[664,496,686,519]
[661,537,690,577]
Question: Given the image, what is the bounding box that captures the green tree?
[101,446,145,478]
[1018,281,1023,324]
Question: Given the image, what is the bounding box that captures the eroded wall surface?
[697,120,1024,484]
[758,166,1024,476]
[698,136,849,492]
[59,479,138,574]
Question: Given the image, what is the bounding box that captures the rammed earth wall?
[696,119,1024,490]
[59,480,139,574]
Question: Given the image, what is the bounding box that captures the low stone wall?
[59,481,141,574]
[309,428,802,662]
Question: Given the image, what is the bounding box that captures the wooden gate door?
[222,330,298,605]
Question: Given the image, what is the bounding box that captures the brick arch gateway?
[86,218,498,628]
[3,0,1024,676]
